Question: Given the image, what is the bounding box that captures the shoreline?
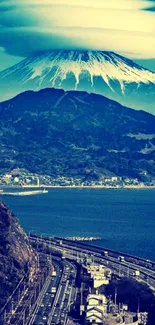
[0,185,155,190]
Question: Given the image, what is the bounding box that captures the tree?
[105,277,155,313]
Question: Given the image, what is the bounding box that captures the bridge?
[29,235,155,290]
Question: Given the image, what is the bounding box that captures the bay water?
[1,188,155,261]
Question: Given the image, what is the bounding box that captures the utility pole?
[137,300,140,314]
[127,265,130,277]
[37,254,40,270]
[119,264,121,277]
[81,282,83,306]
[80,283,83,317]
[114,287,117,312]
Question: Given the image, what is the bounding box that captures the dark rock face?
[0,201,35,309]
[0,88,155,180]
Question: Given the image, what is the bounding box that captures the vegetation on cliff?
[0,201,35,309]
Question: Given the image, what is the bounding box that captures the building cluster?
[80,263,147,325]
[0,168,153,188]
[0,168,52,187]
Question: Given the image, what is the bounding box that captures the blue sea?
[1,188,155,261]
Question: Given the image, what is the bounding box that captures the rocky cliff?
[0,201,35,309]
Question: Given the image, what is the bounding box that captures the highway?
[60,244,155,289]
[5,235,155,325]
[30,257,77,325]
[29,235,155,290]
[50,259,77,325]
[30,258,62,325]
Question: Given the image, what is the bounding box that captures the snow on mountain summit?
[3,50,155,90]
[29,51,155,90]
[0,50,155,113]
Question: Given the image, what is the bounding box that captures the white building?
[86,264,111,288]
[86,294,108,323]
[86,306,105,323]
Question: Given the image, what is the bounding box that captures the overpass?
[29,235,155,289]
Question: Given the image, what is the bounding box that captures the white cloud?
[0,0,152,10]
[0,0,155,59]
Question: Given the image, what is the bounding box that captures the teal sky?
[0,50,23,71]
[135,59,155,72]
[0,0,155,72]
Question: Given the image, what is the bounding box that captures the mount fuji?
[0,50,155,114]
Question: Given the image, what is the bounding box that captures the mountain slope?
[0,88,155,180]
[0,201,35,310]
[0,50,155,114]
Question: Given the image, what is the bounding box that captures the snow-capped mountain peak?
[0,50,155,114]
[4,50,155,91]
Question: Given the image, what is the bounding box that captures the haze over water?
[2,188,155,261]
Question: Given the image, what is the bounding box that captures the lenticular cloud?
[0,0,155,59]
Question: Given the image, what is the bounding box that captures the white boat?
[0,189,48,196]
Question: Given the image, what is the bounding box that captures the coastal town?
[0,168,155,189]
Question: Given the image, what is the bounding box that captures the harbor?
[0,189,48,196]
